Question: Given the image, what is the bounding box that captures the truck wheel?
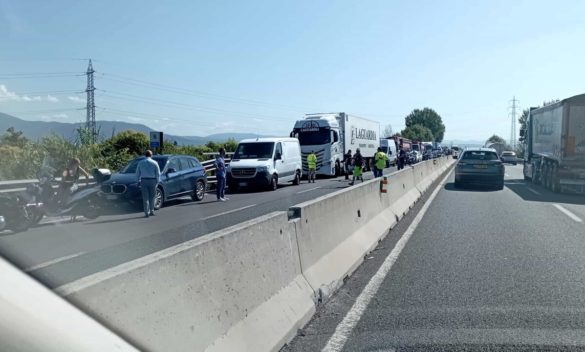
[551,164,560,193]
[335,161,341,177]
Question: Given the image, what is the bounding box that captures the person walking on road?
[374,147,388,178]
[307,151,317,183]
[397,146,406,170]
[136,150,161,218]
[349,148,364,186]
[343,149,352,180]
[215,148,228,201]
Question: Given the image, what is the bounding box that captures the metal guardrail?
[0,158,232,194]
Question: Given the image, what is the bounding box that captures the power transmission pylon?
[509,96,518,150]
[85,59,96,143]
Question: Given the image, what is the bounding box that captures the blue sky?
[1,0,584,142]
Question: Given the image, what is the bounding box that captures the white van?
[379,139,397,167]
[227,138,303,191]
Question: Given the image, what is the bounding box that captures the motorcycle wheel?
[8,206,34,232]
[82,197,101,220]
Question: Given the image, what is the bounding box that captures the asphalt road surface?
[0,166,397,289]
[284,164,585,351]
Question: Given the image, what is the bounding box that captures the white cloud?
[0,84,59,103]
[52,113,68,119]
[68,96,85,103]
[126,116,144,122]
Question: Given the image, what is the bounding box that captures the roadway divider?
[56,212,315,352]
[53,157,455,352]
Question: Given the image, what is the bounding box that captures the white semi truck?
[522,93,585,193]
[291,113,380,176]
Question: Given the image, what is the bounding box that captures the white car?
[500,151,517,165]
[452,146,461,159]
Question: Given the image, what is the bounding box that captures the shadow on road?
[443,182,500,192]
[84,215,148,225]
[505,180,585,205]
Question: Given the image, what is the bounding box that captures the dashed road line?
[200,204,257,221]
[25,252,86,272]
[297,186,320,194]
[553,204,583,223]
[527,187,542,196]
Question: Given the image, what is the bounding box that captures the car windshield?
[233,142,275,159]
[462,151,499,160]
[120,158,166,173]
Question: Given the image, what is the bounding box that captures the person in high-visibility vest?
[350,148,364,186]
[374,147,388,178]
[307,151,317,183]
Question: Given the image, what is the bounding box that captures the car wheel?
[154,186,164,210]
[496,181,504,190]
[192,180,205,201]
[293,171,301,185]
[269,175,278,191]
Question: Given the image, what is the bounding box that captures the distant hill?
[0,112,264,145]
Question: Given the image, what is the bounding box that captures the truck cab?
[291,114,343,176]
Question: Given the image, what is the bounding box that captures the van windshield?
[233,142,275,159]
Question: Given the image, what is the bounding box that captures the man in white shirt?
[136,150,161,218]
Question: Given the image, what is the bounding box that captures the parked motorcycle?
[0,193,35,232]
[26,162,111,223]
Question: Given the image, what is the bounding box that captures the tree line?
[383,107,446,142]
[0,127,237,181]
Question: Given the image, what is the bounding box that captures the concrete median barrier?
[56,212,315,352]
[290,177,400,302]
[387,167,421,220]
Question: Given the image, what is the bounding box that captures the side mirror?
[167,167,177,174]
[274,153,282,161]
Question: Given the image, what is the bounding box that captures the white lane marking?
[322,169,452,352]
[553,204,583,223]
[200,204,257,221]
[527,187,542,196]
[25,252,86,272]
[297,186,320,194]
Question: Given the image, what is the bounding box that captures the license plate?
[106,195,118,200]
[239,182,248,187]
[474,165,488,169]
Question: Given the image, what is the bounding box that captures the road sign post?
[150,131,164,154]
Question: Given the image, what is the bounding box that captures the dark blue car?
[99,154,207,210]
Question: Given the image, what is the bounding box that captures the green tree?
[103,130,149,156]
[487,134,506,145]
[400,124,434,141]
[1,127,29,148]
[404,108,445,142]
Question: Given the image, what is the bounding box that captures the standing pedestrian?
[307,150,317,183]
[397,146,406,170]
[374,147,388,178]
[136,150,161,218]
[350,148,364,185]
[343,149,352,180]
[215,147,228,201]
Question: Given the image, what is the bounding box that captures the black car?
[100,154,207,209]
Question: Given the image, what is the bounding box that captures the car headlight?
[257,166,269,172]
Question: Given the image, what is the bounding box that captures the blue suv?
[100,154,207,209]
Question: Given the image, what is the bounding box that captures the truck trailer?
[291,113,380,176]
[522,93,585,193]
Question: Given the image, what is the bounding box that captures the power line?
[96,90,297,123]
[97,72,319,113]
